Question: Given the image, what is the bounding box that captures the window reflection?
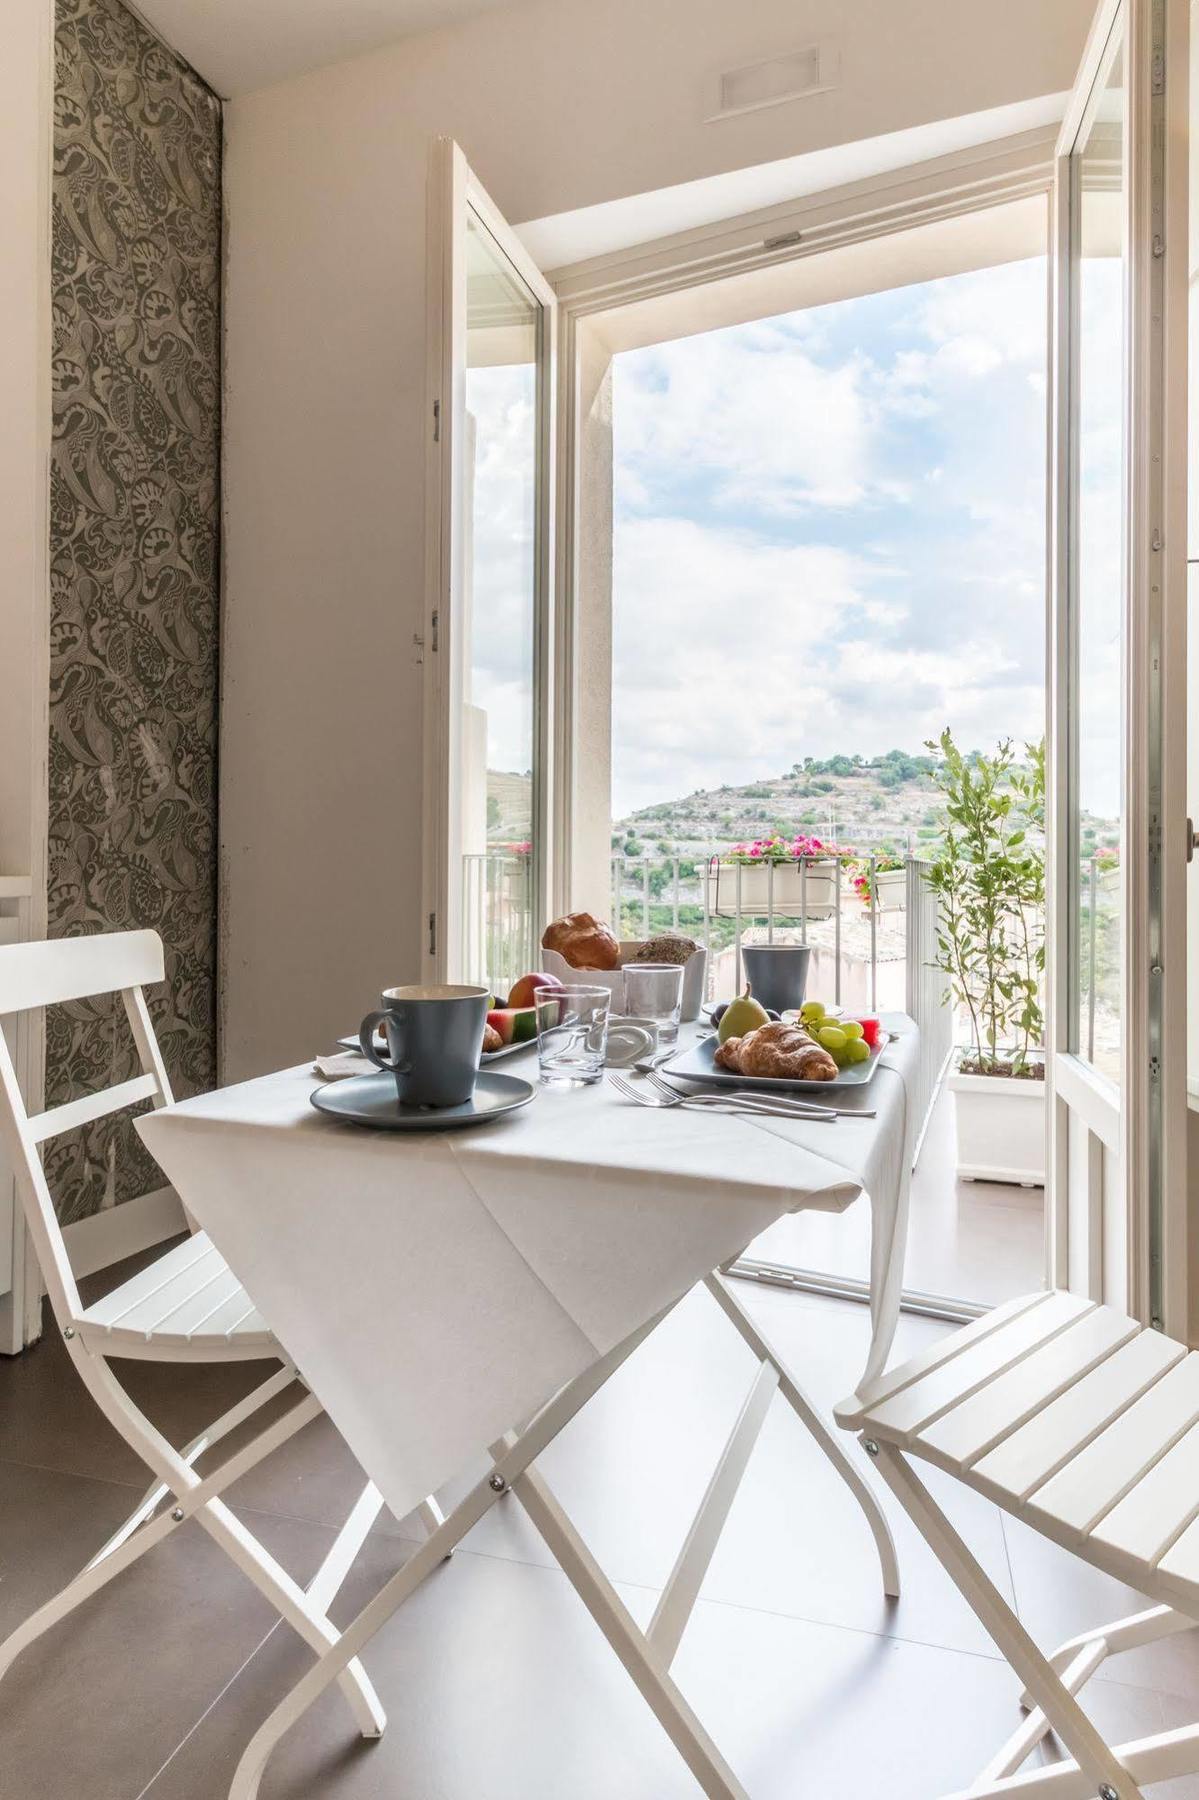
[1073,40,1124,1084]
[461,214,539,988]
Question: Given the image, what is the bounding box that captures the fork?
[608,1072,835,1122]
[642,1068,875,1121]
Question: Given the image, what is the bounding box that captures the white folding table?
[137,1016,920,1799]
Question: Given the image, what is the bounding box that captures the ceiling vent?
[708,43,840,121]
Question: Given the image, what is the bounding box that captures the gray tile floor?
[2,1256,1196,1798]
[750,1081,1046,1307]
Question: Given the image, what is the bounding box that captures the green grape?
[818,1026,847,1053]
[842,1019,864,1041]
[845,1038,871,1064]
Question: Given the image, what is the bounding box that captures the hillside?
[613,750,946,858]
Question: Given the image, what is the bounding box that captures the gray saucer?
[311,1069,535,1131]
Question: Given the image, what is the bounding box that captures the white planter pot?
[704,860,837,920]
[860,868,907,913]
[948,1058,1046,1187]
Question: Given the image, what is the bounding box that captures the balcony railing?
[611,849,953,1147]
[461,851,535,1000]
[460,846,956,1151]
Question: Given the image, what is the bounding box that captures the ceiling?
[132,0,514,96]
[519,94,1066,271]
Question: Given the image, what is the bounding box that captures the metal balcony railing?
[460,846,957,1151]
[610,849,953,1149]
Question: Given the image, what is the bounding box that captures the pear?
[717,982,770,1044]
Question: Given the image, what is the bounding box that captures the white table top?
[138,1018,918,1523]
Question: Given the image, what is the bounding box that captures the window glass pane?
[1073,40,1125,1084]
[461,213,539,989]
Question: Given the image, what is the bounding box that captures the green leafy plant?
[923,730,1045,1078]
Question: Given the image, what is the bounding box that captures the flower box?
[704,859,838,920]
[860,867,907,913]
[948,1053,1046,1186]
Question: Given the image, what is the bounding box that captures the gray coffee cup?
[740,945,812,1015]
[359,984,488,1108]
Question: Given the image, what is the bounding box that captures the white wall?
[220,0,1096,1077]
[0,0,50,887]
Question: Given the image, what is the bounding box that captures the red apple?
[507,971,564,1010]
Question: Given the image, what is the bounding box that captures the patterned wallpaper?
[48,0,221,1224]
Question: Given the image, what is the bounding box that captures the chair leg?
[944,1721,1199,1799]
[870,1441,1145,1800]
[0,1365,305,1684]
[196,1496,387,1739]
[1018,1603,1194,1708]
[705,1273,900,1597]
[86,1365,301,1572]
[0,1501,184,1681]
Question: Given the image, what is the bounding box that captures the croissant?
[715,1021,838,1082]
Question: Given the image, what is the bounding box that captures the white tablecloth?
[137,1018,919,1524]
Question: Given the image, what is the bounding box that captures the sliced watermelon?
[485,1005,538,1045]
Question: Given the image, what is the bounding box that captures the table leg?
[705,1273,899,1598]
[228,1302,685,1800]
[860,1148,913,1393]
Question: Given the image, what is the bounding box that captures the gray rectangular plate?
[662,1033,886,1094]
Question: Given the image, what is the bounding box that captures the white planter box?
[858,868,907,913]
[704,860,837,920]
[948,1058,1046,1187]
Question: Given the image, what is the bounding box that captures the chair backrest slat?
[0,930,172,1328]
[26,1073,160,1144]
[0,930,164,1015]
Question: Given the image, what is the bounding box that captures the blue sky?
[611,257,1052,817]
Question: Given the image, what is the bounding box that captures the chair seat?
[77,1231,275,1356]
[837,1289,1199,1610]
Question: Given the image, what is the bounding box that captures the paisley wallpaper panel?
[48,0,221,1224]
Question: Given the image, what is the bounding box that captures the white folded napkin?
[313,1051,373,1081]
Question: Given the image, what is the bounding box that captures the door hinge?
[430,608,439,653]
[428,911,437,956]
[432,399,441,442]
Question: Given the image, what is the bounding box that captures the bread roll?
[632,934,697,966]
[541,912,621,971]
[714,1022,838,1082]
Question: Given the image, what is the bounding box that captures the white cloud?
[611,257,1053,818]
[616,329,878,513]
[611,515,1042,816]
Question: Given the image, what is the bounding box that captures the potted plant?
[925,732,1046,1186]
[852,854,907,913]
[704,833,842,920]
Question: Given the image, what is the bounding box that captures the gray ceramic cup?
[359,984,488,1108]
[740,944,812,1015]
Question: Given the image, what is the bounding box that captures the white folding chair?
[0,928,440,1733]
[837,1288,1199,1799]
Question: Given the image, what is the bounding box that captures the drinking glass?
[622,963,684,1045]
[537,985,611,1087]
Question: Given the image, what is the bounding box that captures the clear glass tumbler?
[536,985,612,1087]
[622,963,684,1044]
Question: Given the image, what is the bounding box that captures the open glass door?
[1049,0,1189,1326]
[424,140,556,992]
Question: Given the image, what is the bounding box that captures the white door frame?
[1047,0,1189,1332]
[548,130,1058,1303]
[422,138,558,980]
